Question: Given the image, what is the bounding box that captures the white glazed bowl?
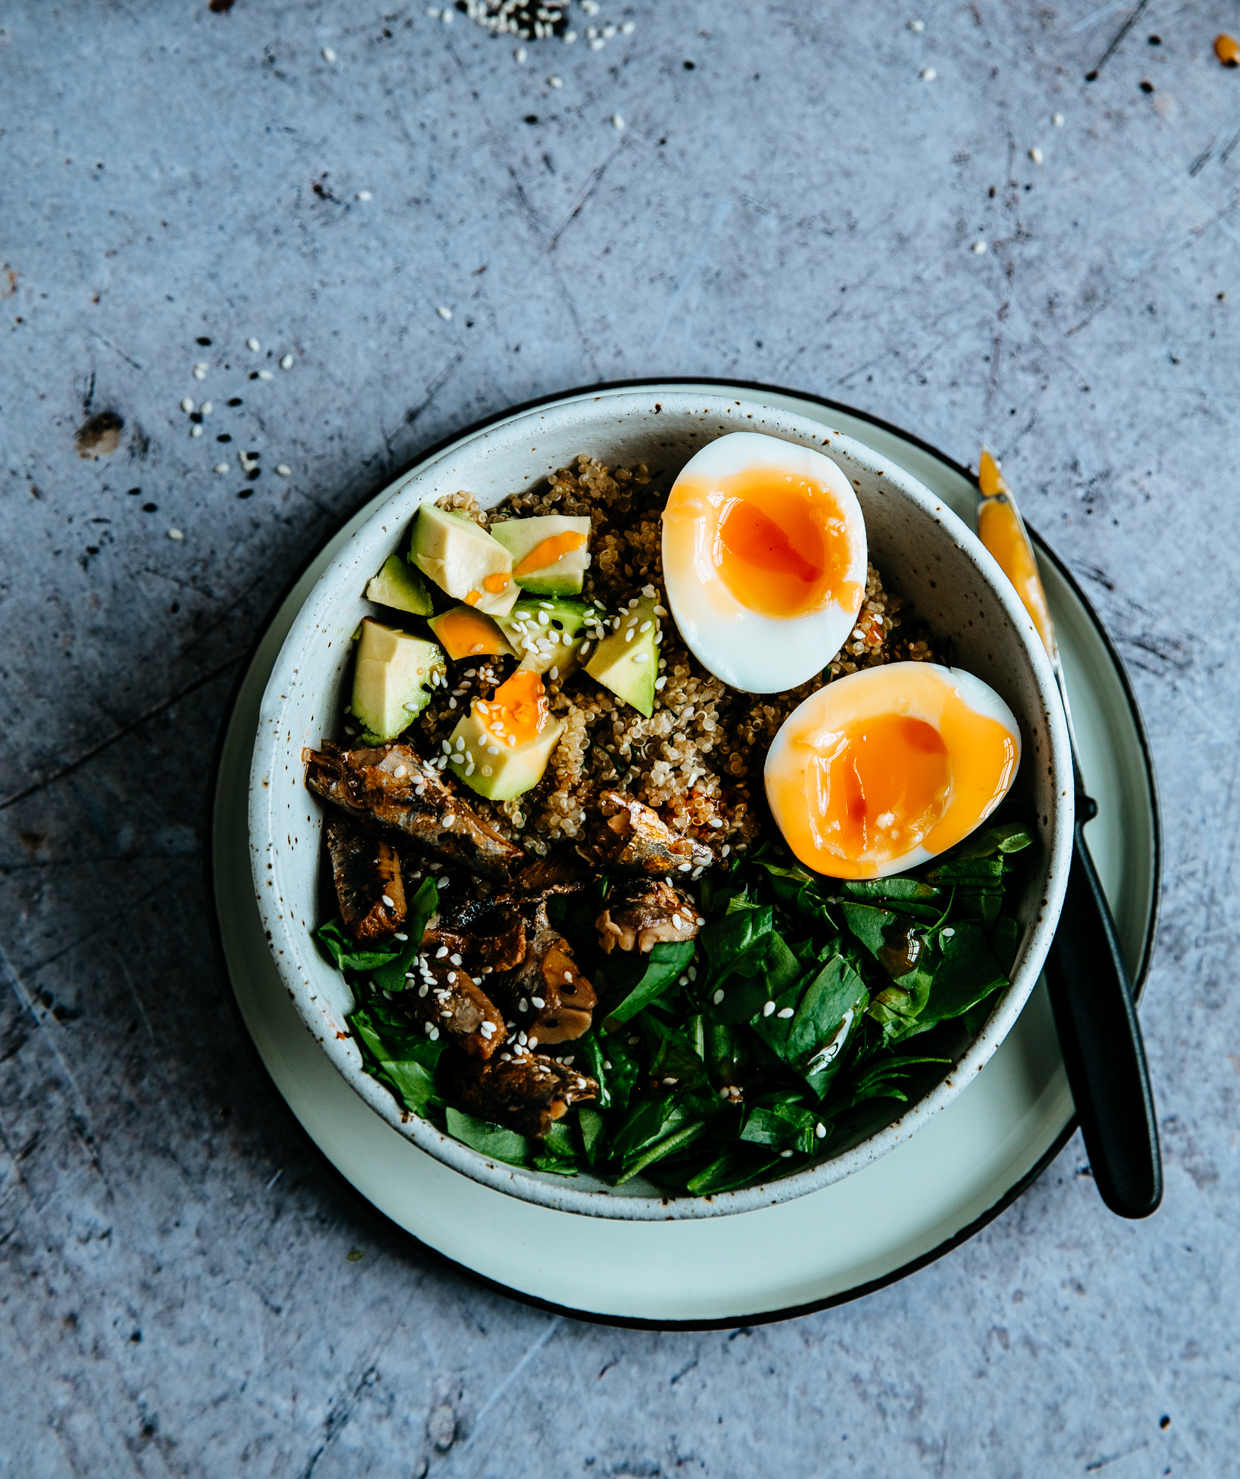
[249,390,1073,1220]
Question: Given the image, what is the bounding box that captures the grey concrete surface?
[2,1,1238,1474]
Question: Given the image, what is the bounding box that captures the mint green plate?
[208,380,1158,1327]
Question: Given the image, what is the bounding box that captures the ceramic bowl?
[249,389,1073,1221]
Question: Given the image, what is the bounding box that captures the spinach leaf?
[740,1102,820,1154]
[686,1144,782,1196]
[370,878,440,993]
[949,821,1034,860]
[349,1003,445,1115]
[700,905,774,988]
[604,940,696,1026]
[843,878,941,904]
[576,1028,638,1111]
[957,888,1003,928]
[446,1107,530,1166]
[840,901,897,959]
[640,1015,709,1091]
[532,1119,580,1176]
[314,918,399,975]
[867,966,935,1043]
[616,1118,710,1185]
[839,1053,951,1108]
[578,1107,607,1163]
[608,1096,684,1162]
[752,953,868,1084]
[922,919,1008,1022]
[926,857,1004,886]
[991,913,1020,973]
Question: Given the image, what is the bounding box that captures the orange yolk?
[482,571,511,594]
[515,531,585,578]
[977,450,1055,659]
[435,609,510,660]
[664,465,860,619]
[475,669,549,747]
[768,670,1019,879]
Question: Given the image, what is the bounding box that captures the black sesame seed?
[189,412,202,423]
[246,468,261,481]
[196,336,212,345]
[142,502,157,512]
[127,486,141,496]
[683,59,695,69]
[216,433,232,442]
[236,488,253,499]
[227,397,243,406]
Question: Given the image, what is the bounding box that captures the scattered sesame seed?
[394,932,408,942]
[1052,111,1065,127]
[815,1122,827,1139]
[180,397,194,413]
[514,46,527,62]
[200,401,213,415]
[548,74,562,87]
[381,894,395,907]
[777,1007,795,1019]
[257,369,273,380]
[276,464,292,477]
[920,66,936,79]
[214,463,229,473]
[192,364,208,380]
[280,353,294,369]
[190,424,203,437]
[1029,145,1043,164]
[356,190,373,201]
[972,240,988,254]
[435,946,449,959]
[531,996,545,1008]
[713,989,725,1005]
[762,1000,776,1017]
[167,528,184,541]
[909,18,925,30]
[621,20,635,33]
[246,337,260,351]
[611,113,624,129]
[437,305,453,320]
[322,46,337,61]
[780,1149,794,1158]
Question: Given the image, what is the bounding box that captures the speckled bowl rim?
[248,389,1073,1220]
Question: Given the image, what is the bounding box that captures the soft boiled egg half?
[661,432,868,693]
[765,662,1021,880]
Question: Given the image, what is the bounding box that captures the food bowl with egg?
[250,390,1073,1220]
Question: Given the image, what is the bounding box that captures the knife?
[977,449,1162,1218]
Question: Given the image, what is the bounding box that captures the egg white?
[661,432,868,694]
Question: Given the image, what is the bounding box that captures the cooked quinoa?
[412,455,939,858]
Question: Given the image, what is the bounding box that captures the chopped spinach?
[329,810,1034,1199]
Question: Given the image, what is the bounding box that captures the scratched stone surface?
[2,1,1238,1475]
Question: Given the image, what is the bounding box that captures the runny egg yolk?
[514,530,586,579]
[475,669,549,746]
[765,664,1020,880]
[665,464,862,620]
[434,608,511,660]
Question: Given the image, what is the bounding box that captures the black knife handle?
[1043,797,1162,1218]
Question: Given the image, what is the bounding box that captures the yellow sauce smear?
[514,531,586,578]
[435,609,510,660]
[475,669,548,746]
[769,666,1018,879]
[977,449,1056,657]
[664,464,861,619]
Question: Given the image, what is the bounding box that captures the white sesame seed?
[167,528,184,541]
[446,971,456,984]
[713,989,725,1005]
[437,305,453,320]
[192,366,207,380]
[514,46,527,62]
[972,240,988,254]
[435,946,449,959]
[1029,145,1043,165]
[394,932,408,942]
[777,1007,795,1019]
[455,737,465,751]
[280,353,294,369]
[611,113,624,129]
[190,424,203,437]
[322,46,336,61]
[548,74,562,87]
[590,38,604,50]
[257,369,273,380]
[564,29,576,42]
[246,337,260,351]
[1052,111,1065,127]
[355,189,373,201]
[815,1122,826,1139]
[200,402,213,415]
[180,397,194,413]
[909,18,925,30]
[381,894,395,908]
[531,996,545,1009]
[441,8,451,21]
[780,1149,794,1158]
[275,464,292,477]
[762,1000,776,1017]
[920,66,936,79]
[621,20,635,33]
[654,676,667,690]
[480,1021,496,1037]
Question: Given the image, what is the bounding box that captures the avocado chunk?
[364,553,433,616]
[584,596,660,717]
[410,503,518,618]
[351,617,446,742]
[498,595,599,678]
[490,514,591,596]
[428,604,517,662]
[449,671,565,801]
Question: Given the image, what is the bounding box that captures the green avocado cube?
[364,553,433,616]
[490,514,591,596]
[351,617,446,741]
[410,503,517,617]
[449,704,566,801]
[498,596,598,678]
[584,596,660,716]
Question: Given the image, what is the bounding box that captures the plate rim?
[203,376,1161,1330]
